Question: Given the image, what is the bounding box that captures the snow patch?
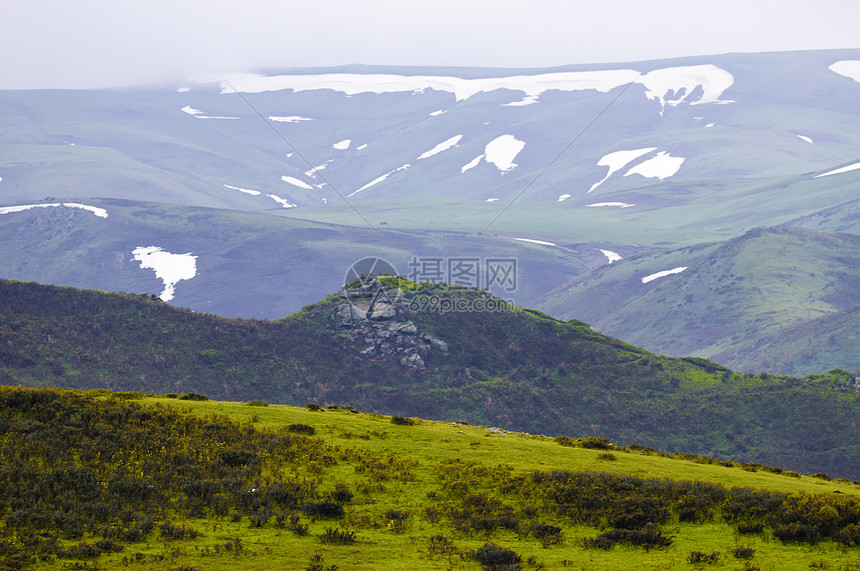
[0,202,108,218]
[356,143,368,150]
[305,161,332,178]
[599,249,622,263]
[558,194,571,202]
[267,194,297,208]
[217,69,641,103]
[461,155,484,173]
[223,184,261,196]
[418,135,462,159]
[829,60,860,83]
[176,87,190,93]
[637,65,735,114]
[486,198,500,202]
[180,105,238,119]
[348,164,411,197]
[624,151,684,180]
[512,237,557,247]
[589,147,657,193]
[813,162,860,178]
[485,135,525,172]
[132,246,197,302]
[797,135,814,144]
[281,175,314,189]
[705,123,715,128]
[333,139,351,150]
[642,266,687,284]
[430,109,446,116]
[269,116,313,123]
[586,202,636,208]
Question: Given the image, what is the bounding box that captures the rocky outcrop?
[330,278,447,368]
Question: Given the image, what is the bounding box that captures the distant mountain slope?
[537,226,860,375]
[2,278,858,478]
[5,50,860,374]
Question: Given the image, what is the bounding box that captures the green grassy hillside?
[2,277,859,478]
[537,226,860,375]
[1,387,858,570]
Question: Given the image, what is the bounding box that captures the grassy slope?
[537,226,860,375]
[2,389,857,571]
[2,278,859,479]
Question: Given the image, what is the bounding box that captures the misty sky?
[2,0,859,89]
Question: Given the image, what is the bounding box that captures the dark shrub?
[835,523,860,546]
[687,551,720,564]
[554,436,574,447]
[329,484,353,503]
[287,423,316,435]
[318,527,356,544]
[302,501,344,519]
[391,415,414,426]
[584,523,672,551]
[245,400,269,407]
[472,542,521,570]
[218,449,256,467]
[772,522,820,544]
[159,521,201,540]
[597,452,616,461]
[178,393,208,401]
[736,521,764,534]
[582,437,612,450]
[732,546,755,559]
[306,403,324,411]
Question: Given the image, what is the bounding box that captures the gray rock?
[368,302,396,320]
[400,353,425,368]
[332,303,365,327]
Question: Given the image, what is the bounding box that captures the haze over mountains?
[3,49,860,374]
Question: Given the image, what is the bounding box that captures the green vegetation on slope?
[1,277,859,478]
[1,387,859,570]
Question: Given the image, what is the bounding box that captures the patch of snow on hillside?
[181,105,238,119]
[223,184,261,196]
[218,69,640,103]
[418,135,462,159]
[305,161,332,178]
[624,151,684,180]
[829,60,860,83]
[461,155,484,173]
[589,147,656,193]
[503,94,539,107]
[486,198,499,202]
[642,266,687,284]
[132,246,197,302]
[485,135,525,172]
[356,143,368,150]
[430,109,446,116]
[813,162,860,178]
[347,164,411,197]
[333,139,351,150]
[797,135,814,144]
[599,249,622,263]
[586,202,635,208]
[637,65,734,114]
[269,116,313,122]
[0,203,108,218]
[177,87,190,93]
[512,237,557,247]
[558,194,571,201]
[281,175,314,189]
[267,194,297,208]
[705,123,715,128]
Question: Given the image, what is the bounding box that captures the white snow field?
[586,202,636,208]
[418,135,462,159]
[267,194,297,208]
[624,151,685,180]
[512,237,557,246]
[599,249,622,263]
[829,60,860,83]
[131,246,197,302]
[813,162,860,178]
[180,106,238,119]
[0,203,108,218]
[797,135,814,144]
[642,266,688,284]
[280,176,314,189]
[348,164,411,197]
[269,116,313,123]
[223,184,261,196]
[216,65,733,109]
[484,135,525,172]
[333,139,351,150]
[589,148,657,193]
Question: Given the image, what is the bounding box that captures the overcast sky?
[2,0,859,89]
